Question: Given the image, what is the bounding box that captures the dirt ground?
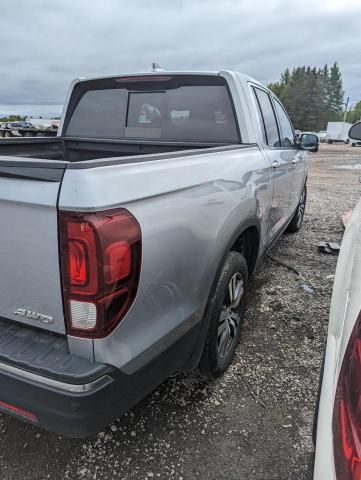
[1,144,361,480]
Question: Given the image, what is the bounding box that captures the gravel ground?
[1,144,361,480]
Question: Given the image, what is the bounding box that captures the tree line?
[269,63,360,132]
[346,101,361,124]
[0,115,26,122]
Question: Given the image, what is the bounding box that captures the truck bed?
[0,137,229,163]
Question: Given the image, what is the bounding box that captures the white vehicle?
[314,122,361,479]
[25,117,59,130]
[326,122,352,144]
[318,130,327,143]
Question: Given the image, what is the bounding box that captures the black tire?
[199,251,248,379]
[286,184,307,233]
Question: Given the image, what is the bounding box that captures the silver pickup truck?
[0,71,317,436]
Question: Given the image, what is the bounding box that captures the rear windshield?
[65,76,239,143]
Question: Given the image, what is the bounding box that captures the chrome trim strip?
[0,361,112,393]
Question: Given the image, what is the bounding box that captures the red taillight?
[114,76,172,83]
[333,311,361,479]
[59,208,141,338]
[69,240,88,286]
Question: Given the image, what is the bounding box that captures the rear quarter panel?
[59,145,272,372]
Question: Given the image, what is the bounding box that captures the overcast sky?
[0,0,360,116]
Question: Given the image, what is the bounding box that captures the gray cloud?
[0,0,360,115]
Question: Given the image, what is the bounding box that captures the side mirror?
[298,133,319,153]
[349,122,361,141]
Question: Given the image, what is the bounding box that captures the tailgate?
[0,158,67,334]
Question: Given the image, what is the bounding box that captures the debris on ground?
[267,254,316,292]
[318,241,341,255]
[301,284,315,294]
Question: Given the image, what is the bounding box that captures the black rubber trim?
[0,319,110,383]
[0,137,62,145]
[0,164,66,182]
[67,143,258,169]
[0,323,200,437]
[0,366,116,437]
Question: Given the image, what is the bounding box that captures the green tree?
[0,115,26,122]
[328,62,344,121]
[268,63,345,131]
[346,101,361,124]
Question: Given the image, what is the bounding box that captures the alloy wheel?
[217,272,244,359]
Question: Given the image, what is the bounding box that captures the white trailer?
[326,121,352,144]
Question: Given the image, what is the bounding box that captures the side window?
[253,87,280,148]
[273,99,295,148]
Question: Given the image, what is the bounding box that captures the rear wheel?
[286,184,307,233]
[199,251,248,378]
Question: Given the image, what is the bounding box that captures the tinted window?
[274,99,295,147]
[253,87,280,148]
[67,89,128,138]
[66,82,239,143]
[125,92,166,138]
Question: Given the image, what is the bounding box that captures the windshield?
[65,75,239,143]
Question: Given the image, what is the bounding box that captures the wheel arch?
[184,216,262,370]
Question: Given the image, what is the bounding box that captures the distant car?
[0,121,35,137]
[0,121,57,138]
[318,130,327,143]
[314,122,361,479]
[7,121,33,129]
[302,132,320,139]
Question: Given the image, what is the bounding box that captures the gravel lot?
[1,144,361,480]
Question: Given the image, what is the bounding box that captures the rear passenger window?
[274,99,295,148]
[253,87,280,148]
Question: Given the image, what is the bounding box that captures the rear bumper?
[0,318,199,437]
[0,319,120,437]
[0,360,118,437]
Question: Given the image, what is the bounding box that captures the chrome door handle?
[272,160,280,169]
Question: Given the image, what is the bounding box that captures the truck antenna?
[151,62,165,72]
